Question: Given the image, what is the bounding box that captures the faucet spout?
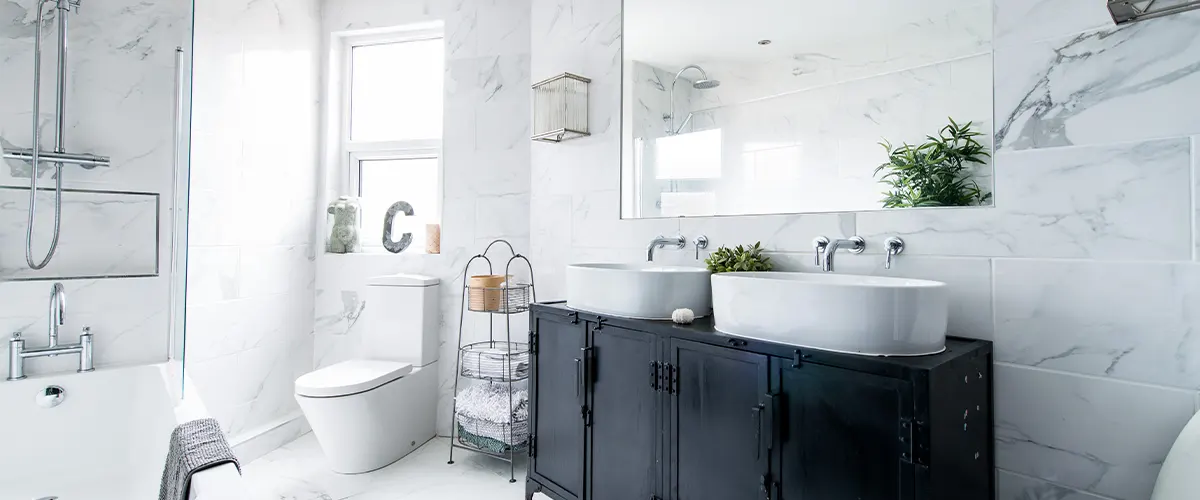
[647,235,686,262]
[48,282,65,347]
[818,237,866,272]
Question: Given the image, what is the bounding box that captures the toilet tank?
[364,274,440,366]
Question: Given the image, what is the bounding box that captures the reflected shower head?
[669,64,720,135]
[673,64,719,90]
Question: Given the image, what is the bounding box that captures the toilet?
[1153,410,1200,499]
[294,273,440,474]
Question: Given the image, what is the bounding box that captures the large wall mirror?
[620,0,994,218]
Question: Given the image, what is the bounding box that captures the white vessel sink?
[711,272,948,356]
[566,263,712,320]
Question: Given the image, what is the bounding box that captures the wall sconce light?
[532,73,590,143]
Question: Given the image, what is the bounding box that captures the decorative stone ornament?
[382,201,415,253]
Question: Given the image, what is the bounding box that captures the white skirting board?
[229,412,312,464]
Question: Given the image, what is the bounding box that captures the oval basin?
[567,263,712,320]
[712,272,948,356]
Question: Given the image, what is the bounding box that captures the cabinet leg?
[525,480,540,500]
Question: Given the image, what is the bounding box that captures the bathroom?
[1,0,1200,498]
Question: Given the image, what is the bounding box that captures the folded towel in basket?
[159,418,242,500]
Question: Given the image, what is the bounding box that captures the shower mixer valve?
[4,0,109,271]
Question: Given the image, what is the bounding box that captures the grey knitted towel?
[158,418,242,500]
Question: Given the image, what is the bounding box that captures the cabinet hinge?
[595,317,608,330]
[529,436,536,458]
[666,363,678,395]
[650,361,660,391]
[899,417,929,468]
[582,407,593,427]
[530,331,538,354]
[759,475,779,500]
[791,349,811,368]
[567,311,579,324]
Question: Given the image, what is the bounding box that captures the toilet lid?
[295,359,413,398]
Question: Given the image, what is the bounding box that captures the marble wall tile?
[187,0,321,441]
[994,259,1200,389]
[321,0,442,33]
[0,189,159,279]
[997,469,1114,500]
[858,138,1193,260]
[679,213,848,255]
[993,0,1114,47]
[185,246,241,304]
[995,11,1200,152]
[447,0,531,60]
[995,364,1196,500]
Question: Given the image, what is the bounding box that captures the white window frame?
[337,25,445,231]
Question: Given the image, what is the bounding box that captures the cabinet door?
[669,339,770,500]
[530,314,588,500]
[776,361,913,500]
[589,324,660,500]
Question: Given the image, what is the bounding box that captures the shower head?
[673,64,719,91]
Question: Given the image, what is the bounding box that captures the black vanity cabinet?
[527,303,994,500]
[668,339,770,500]
[528,312,587,500]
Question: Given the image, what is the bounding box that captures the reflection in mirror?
[621,0,995,218]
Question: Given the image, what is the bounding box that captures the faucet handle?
[812,237,830,266]
[884,237,905,270]
[693,235,709,260]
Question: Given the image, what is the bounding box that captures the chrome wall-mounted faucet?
[7,283,94,381]
[812,236,865,272]
[647,235,686,262]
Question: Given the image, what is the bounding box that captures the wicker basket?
[468,282,531,314]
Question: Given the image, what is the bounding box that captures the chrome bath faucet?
[7,283,94,381]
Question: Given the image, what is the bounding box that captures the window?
[339,26,444,252]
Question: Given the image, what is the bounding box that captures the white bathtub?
[0,362,242,500]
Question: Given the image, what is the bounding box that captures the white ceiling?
[625,0,992,69]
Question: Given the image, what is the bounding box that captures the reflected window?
[655,129,723,180]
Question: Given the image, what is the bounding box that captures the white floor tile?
[242,433,548,499]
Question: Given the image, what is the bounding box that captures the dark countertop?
[533,301,993,380]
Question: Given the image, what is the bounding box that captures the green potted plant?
[875,118,992,208]
[705,242,773,273]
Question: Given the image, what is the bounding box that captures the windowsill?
[321,248,445,259]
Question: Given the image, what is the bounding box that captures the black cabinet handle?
[575,357,583,404]
[752,403,765,459]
